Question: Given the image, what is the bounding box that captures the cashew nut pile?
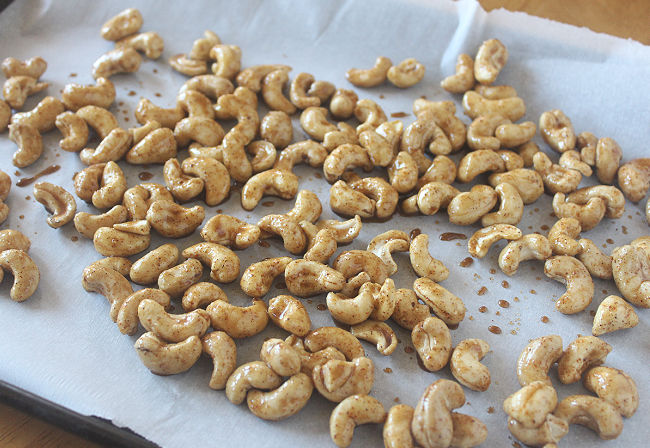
[1,6,648,446]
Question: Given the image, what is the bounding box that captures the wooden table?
[1,1,647,447]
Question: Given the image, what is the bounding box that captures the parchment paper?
[0,0,648,446]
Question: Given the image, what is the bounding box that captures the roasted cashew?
[181,156,230,206]
[474,38,508,84]
[116,288,170,335]
[308,80,335,102]
[146,200,204,238]
[126,127,177,164]
[329,89,358,119]
[182,282,227,312]
[1,56,47,78]
[100,8,142,40]
[201,214,260,250]
[387,58,425,88]
[275,140,328,172]
[235,64,291,92]
[477,84,518,99]
[617,158,650,202]
[182,242,239,283]
[173,117,224,147]
[481,182,524,226]
[450,339,490,392]
[3,75,49,109]
[157,258,203,298]
[33,182,76,228]
[0,250,39,302]
[383,404,415,448]
[74,205,128,239]
[11,97,60,135]
[412,99,467,151]
[333,250,389,286]
[349,177,398,219]
[566,185,625,219]
[313,357,374,402]
[548,217,581,256]
[129,244,179,285]
[496,121,536,148]
[0,230,30,253]
[289,72,320,109]
[468,224,522,258]
[55,111,89,152]
[82,264,132,321]
[323,144,373,183]
[411,316,451,372]
[413,277,465,325]
[226,361,282,405]
[391,287,430,330]
[115,31,164,59]
[245,140,277,173]
[0,100,9,132]
[409,233,449,281]
[533,151,581,194]
[552,193,606,231]
[402,182,459,216]
[401,115,450,172]
[207,299,268,338]
[134,332,201,376]
[466,114,510,151]
[577,238,613,279]
[366,230,409,276]
[122,183,173,220]
[488,168,544,204]
[202,331,236,390]
[447,185,498,226]
[138,298,209,343]
[87,256,132,278]
[286,336,347,375]
[90,161,126,209]
[248,373,313,421]
[135,98,185,129]
[611,239,650,308]
[358,128,395,167]
[387,151,418,193]
[558,335,611,384]
[354,99,387,134]
[411,379,465,448]
[176,89,214,119]
[241,169,299,211]
[544,255,593,314]
[163,158,203,202]
[517,335,563,386]
[260,110,292,149]
[240,257,293,298]
[257,214,307,255]
[179,74,233,100]
[539,109,576,153]
[79,127,132,165]
[462,91,525,121]
[268,294,311,337]
[583,366,639,418]
[209,44,241,79]
[504,381,558,429]
[61,77,115,111]
[315,216,362,244]
[261,69,295,114]
[554,395,623,440]
[592,294,638,336]
[508,414,568,447]
[285,189,322,223]
[499,234,552,276]
[92,47,141,79]
[441,53,474,93]
[329,180,375,219]
[77,105,119,139]
[260,338,301,377]
[169,54,207,76]
[93,222,151,257]
[346,56,392,87]
[350,320,397,355]
[559,150,593,176]
[301,224,337,264]
[284,259,345,297]
[330,395,385,448]
[305,326,365,361]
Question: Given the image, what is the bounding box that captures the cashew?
[33,182,76,229]
[450,339,490,392]
[55,111,89,152]
[466,114,510,151]
[552,193,606,231]
[284,259,345,297]
[441,54,474,93]
[313,357,374,403]
[268,294,311,337]
[413,99,467,151]
[558,335,611,384]
[333,250,389,287]
[566,185,625,219]
[226,361,282,405]
[411,379,465,448]
[138,298,209,342]
[301,224,337,264]
[146,200,204,238]
[462,91,525,121]
[516,335,563,386]
[489,168,544,204]
[179,74,233,100]
[481,182,524,226]
[401,115,450,171]
[387,58,425,88]
[157,258,203,298]
[261,69,295,114]
[284,189,322,224]
[447,185,498,226]
[358,128,396,167]
[79,128,131,165]
[350,320,397,356]
[559,150,593,176]
[134,332,201,376]
[275,140,328,172]
[209,44,241,79]
[82,264,132,321]
[508,414,569,447]
[240,257,293,298]
[93,221,151,257]
[402,182,459,216]
[122,183,173,220]
[330,395,385,448]
[475,84,517,99]
[365,230,409,276]
[182,242,239,283]
[329,180,375,218]
[554,395,623,440]
[126,127,177,164]
[308,80,335,103]
[259,338,301,377]
[181,156,230,206]
[173,117,224,147]
[468,224,522,258]
[349,177,398,219]
[135,98,185,129]
[548,217,581,256]
[206,299,268,338]
[163,158,203,202]
[181,282,227,312]
[257,214,307,255]
[11,96,64,132]
[346,56,392,87]
[584,366,639,418]
[474,38,508,84]
[115,288,170,335]
[260,111,292,149]
[116,31,164,59]
[544,255,593,314]
[92,47,141,79]
[176,89,214,119]
[74,205,128,239]
[305,326,365,361]
[89,161,125,209]
[169,54,207,76]
[200,214,259,250]
[3,75,49,109]
[289,72,320,109]
[245,140,277,173]
[7,123,41,167]
[100,8,142,40]
[496,121,536,148]
[247,373,313,421]
[383,404,415,448]
[2,56,47,78]
[450,413,488,448]
[235,64,291,92]
[241,169,299,210]
[408,233,449,282]
[387,151,418,193]
[617,158,650,202]
[329,89,358,119]
[539,109,576,153]
[504,381,558,429]
[0,230,30,253]
[577,238,612,279]
[592,294,639,336]
[499,234,552,276]
[61,77,115,111]
[390,287,430,330]
[323,144,373,183]
[411,316,451,371]
[0,250,39,302]
[0,100,9,132]
[577,131,598,164]
[315,216,362,244]
[125,243,179,285]
[611,240,650,308]
[413,277,465,325]
[286,336,347,375]
[87,257,132,278]
[354,99,387,134]
[533,151,581,194]
[202,331,236,390]
[517,141,540,167]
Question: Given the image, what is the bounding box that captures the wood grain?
[1,1,646,447]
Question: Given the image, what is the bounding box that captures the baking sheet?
[0,0,648,446]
